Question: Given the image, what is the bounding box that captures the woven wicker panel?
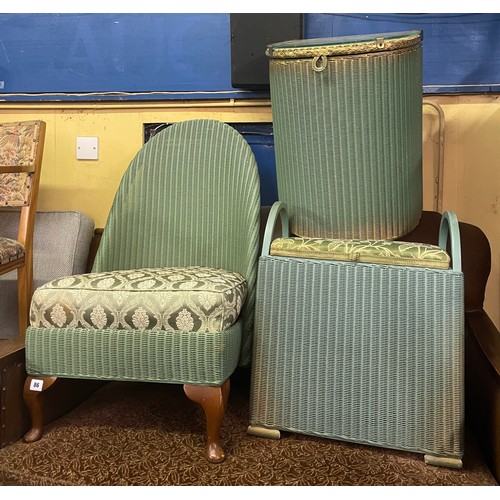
[250,256,464,459]
[269,42,423,240]
[91,119,260,366]
[26,321,242,386]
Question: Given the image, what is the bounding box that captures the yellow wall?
[1,95,499,329]
[0,100,272,228]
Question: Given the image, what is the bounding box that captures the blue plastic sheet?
[306,13,500,93]
[1,13,499,99]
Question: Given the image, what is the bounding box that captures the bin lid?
[266,30,422,59]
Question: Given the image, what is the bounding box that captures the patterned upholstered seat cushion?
[0,236,25,265]
[30,266,247,333]
[270,237,450,269]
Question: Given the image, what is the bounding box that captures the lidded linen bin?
[266,31,423,240]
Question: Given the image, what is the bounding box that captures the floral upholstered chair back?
[0,120,44,208]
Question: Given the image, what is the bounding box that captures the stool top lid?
[266,30,422,59]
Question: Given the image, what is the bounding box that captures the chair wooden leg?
[23,375,58,443]
[184,379,230,463]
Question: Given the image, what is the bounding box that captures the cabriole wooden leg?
[184,379,230,463]
[23,375,58,443]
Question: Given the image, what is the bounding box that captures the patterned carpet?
[0,369,497,487]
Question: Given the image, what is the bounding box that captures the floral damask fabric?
[30,266,247,333]
[270,237,450,269]
[0,173,32,206]
[0,121,38,166]
[0,121,38,207]
[0,236,24,265]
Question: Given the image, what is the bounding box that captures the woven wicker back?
[92,119,261,363]
[268,32,423,240]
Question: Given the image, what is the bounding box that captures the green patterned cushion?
[0,236,24,265]
[30,266,247,333]
[270,237,450,269]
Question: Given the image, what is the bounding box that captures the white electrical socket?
[76,137,99,160]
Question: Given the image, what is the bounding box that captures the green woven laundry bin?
[267,31,423,240]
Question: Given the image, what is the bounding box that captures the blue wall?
[1,13,500,100]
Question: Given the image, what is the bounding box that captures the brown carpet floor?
[0,369,497,487]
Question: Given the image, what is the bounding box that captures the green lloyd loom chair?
[22,119,260,463]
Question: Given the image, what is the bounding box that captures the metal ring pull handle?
[312,55,328,72]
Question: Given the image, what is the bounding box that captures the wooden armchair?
[0,120,46,336]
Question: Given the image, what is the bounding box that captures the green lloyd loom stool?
[22,119,261,463]
[248,31,464,468]
[248,202,465,468]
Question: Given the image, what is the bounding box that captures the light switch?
[76,136,99,160]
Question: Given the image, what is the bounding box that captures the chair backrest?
[0,120,46,246]
[92,119,261,364]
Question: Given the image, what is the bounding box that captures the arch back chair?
[23,119,260,463]
[0,120,46,337]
